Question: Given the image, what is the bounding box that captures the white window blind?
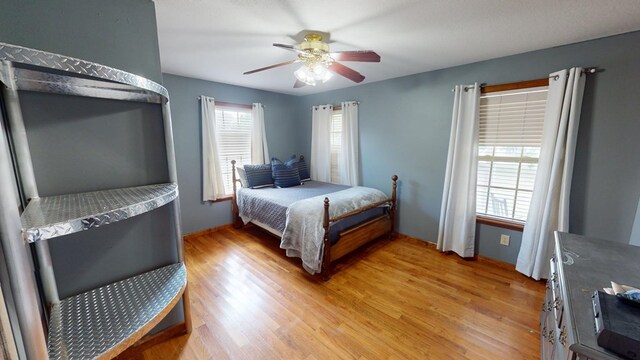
[215,107,252,195]
[330,110,343,184]
[477,86,548,222]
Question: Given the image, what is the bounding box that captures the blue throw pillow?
[296,159,311,181]
[271,156,284,166]
[244,164,273,188]
[285,156,311,181]
[274,167,301,188]
[271,154,296,177]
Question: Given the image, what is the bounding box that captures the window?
[330,109,342,184]
[476,86,548,223]
[215,106,252,195]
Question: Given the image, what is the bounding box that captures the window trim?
[215,100,252,110]
[481,78,549,94]
[475,77,549,231]
[208,195,232,203]
[476,214,524,231]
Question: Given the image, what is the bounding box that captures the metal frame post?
[0,283,20,359]
[0,61,60,306]
[161,100,192,333]
[0,108,48,359]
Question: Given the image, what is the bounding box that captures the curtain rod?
[197,97,259,109]
[312,101,360,110]
[548,67,601,81]
[453,67,602,92]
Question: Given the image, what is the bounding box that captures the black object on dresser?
[592,290,640,359]
[540,232,640,360]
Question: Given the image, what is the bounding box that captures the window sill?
[476,215,524,231]
[207,195,232,203]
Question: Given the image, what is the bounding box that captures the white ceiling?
[155,0,640,96]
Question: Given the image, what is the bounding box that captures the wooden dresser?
[541,232,640,359]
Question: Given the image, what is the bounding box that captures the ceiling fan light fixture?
[312,63,333,83]
[244,31,378,88]
[298,33,329,54]
[294,65,317,86]
[295,62,333,86]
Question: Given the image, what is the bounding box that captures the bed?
[230,157,397,280]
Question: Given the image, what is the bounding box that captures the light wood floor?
[119,226,545,359]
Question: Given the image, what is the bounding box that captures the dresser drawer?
[541,256,574,360]
[541,299,558,360]
[556,305,573,360]
[549,256,564,328]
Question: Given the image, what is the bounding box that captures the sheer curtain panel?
[516,68,585,280]
[251,103,269,164]
[339,101,360,186]
[311,105,333,182]
[437,84,480,258]
[201,96,226,201]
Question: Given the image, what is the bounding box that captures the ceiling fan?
[243,33,381,88]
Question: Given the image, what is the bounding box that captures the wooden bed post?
[320,197,332,281]
[390,175,398,239]
[231,160,242,228]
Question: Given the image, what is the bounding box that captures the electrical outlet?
[500,234,510,246]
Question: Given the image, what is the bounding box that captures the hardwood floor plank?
[118,227,545,359]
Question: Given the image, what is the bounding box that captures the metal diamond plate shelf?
[48,263,186,360]
[21,183,178,243]
[0,42,169,100]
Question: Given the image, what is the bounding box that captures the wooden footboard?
[332,216,392,261]
[320,175,398,280]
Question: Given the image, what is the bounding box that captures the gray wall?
[161,74,302,234]
[296,30,640,264]
[475,224,523,264]
[0,0,183,336]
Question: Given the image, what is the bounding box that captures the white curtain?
[339,101,360,186]
[201,96,226,201]
[437,84,480,258]
[516,68,585,280]
[251,103,270,164]
[310,104,333,182]
[630,197,640,246]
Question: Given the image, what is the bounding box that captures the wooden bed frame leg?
[231,160,242,228]
[320,197,332,281]
[390,175,398,240]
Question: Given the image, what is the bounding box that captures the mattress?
[237,181,387,244]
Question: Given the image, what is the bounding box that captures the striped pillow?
[295,159,311,181]
[244,164,274,188]
[274,167,301,188]
[271,155,296,177]
[285,156,311,181]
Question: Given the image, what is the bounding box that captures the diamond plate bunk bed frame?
[230,158,398,280]
[0,43,190,359]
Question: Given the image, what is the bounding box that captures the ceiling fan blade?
[243,59,299,75]
[293,79,306,88]
[273,43,310,55]
[328,62,365,83]
[330,51,380,62]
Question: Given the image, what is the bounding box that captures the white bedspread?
[280,186,388,274]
